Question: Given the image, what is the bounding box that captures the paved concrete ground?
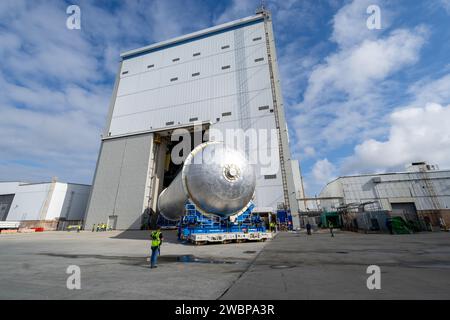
[221,231,450,299]
[0,230,265,299]
[1,230,449,299]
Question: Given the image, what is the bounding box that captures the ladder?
[419,167,440,211]
[262,11,290,209]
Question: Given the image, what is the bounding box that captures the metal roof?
[120,14,265,60]
[0,181,91,187]
[324,168,450,186]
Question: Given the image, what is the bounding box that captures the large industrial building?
[0,179,90,230]
[85,10,304,230]
[318,162,450,231]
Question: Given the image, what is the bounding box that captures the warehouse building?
[0,179,90,230]
[85,10,304,230]
[319,162,450,231]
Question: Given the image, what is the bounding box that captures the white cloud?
[441,0,450,13]
[0,0,447,197]
[331,0,385,48]
[213,0,258,25]
[304,146,316,157]
[0,0,209,184]
[342,72,450,173]
[343,102,450,172]
[312,158,337,185]
[146,0,211,42]
[304,26,427,106]
[409,74,450,106]
[291,0,428,161]
[0,0,324,185]
[292,26,427,158]
[0,1,106,183]
[290,0,440,197]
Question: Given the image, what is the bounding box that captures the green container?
[391,217,412,234]
[320,211,341,228]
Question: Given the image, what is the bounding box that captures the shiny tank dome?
[158,142,256,221]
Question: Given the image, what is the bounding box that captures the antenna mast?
[255,0,267,14]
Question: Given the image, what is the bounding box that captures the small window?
[270,109,274,113]
[258,105,270,111]
[216,118,220,122]
[221,65,230,70]
[221,45,230,49]
[192,72,200,77]
[193,52,201,57]
[222,112,232,117]
[253,37,262,41]
[264,175,277,179]
[147,64,154,69]
[166,121,174,126]
[254,58,264,62]
[121,71,129,75]
[189,117,198,122]
[170,77,178,82]
[172,58,180,62]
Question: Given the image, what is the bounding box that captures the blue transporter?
[157,142,272,244]
[179,202,271,245]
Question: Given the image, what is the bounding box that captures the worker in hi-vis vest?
[150,227,163,268]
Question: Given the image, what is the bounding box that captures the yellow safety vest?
[151,231,161,247]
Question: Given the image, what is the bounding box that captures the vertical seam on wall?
[39,181,56,221]
[112,139,128,215]
[104,61,123,137]
[234,27,251,158]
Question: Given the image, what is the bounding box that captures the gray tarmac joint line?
[0,230,449,299]
[220,231,450,300]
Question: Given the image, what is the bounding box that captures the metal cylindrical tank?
[158,141,256,221]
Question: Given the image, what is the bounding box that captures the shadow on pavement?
[37,252,237,266]
[111,229,181,244]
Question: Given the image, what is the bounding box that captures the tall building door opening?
[144,125,209,228]
[391,202,419,224]
[0,194,14,221]
[107,215,118,230]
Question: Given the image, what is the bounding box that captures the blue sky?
[0,0,449,196]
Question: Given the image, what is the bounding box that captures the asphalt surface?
[221,231,450,299]
[0,229,449,299]
[0,230,265,299]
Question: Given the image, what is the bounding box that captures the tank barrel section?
[157,142,256,221]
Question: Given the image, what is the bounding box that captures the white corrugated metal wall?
[0,182,90,221]
[319,171,450,211]
[107,19,285,211]
[6,183,51,221]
